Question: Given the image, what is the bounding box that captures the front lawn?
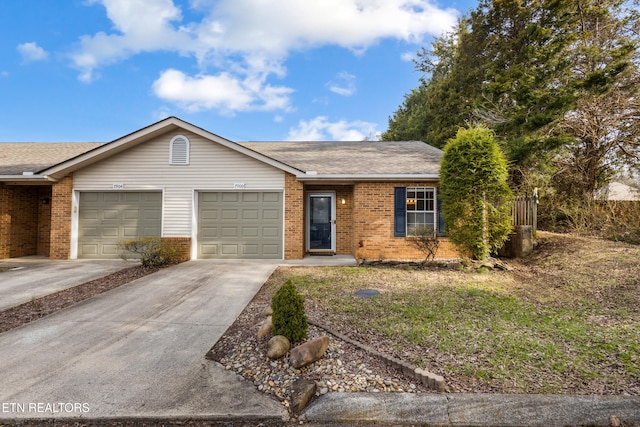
[265,232,639,394]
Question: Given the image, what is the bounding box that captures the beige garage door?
[198,191,283,259]
[78,192,162,258]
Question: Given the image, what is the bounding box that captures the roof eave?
[295,173,440,183]
[0,175,56,184]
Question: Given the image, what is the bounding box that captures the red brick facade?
[284,173,305,259]
[0,185,52,258]
[2,173,459,261]
[50,175,73,260]
[282,179,459,260]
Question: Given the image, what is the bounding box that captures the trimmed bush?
[116,236,181,267]
[271,279,308,343]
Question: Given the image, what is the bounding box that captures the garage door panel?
[263,193,280,203]
[262,244,280,256]
[262,209,280,220]
[221,244,239,255]
[262,227,279,238]
[103,193,120,202]
[78,192,162,259]
[222,210,238,220]
[198,191,282,259]
[242,209,259,220]
[102,209,120,220]
[242,227,259,237]
[221,227,238,237]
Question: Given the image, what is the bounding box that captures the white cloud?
[327,72,356,96]
[0,71,8,77]
[287,116,380,141]
[401,51,418,62]
[17,42,49,62]
[71,0,459,111]
[152,68,293,113]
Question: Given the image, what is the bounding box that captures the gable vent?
[170,135,190,165]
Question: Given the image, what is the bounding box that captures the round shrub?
[271,279,308,343]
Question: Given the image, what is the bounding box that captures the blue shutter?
[437,189,447,237]
[394,187,406,237]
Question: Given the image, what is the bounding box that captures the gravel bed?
[207,297,432,411]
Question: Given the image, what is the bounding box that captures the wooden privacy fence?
[512,195,538,234]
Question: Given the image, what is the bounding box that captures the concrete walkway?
[0,260,287,422]
[0,257,132,311]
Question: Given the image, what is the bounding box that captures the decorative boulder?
[289,336,330,369]
[290,379,317,413]
[257,316,272,338]
[267,335,290,359]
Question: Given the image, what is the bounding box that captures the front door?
[307,192,336,253]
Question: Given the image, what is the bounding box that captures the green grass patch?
[277,243,640,394]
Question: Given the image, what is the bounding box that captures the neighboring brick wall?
[0,186,11,259]
[50,175,73,260]
[284,173,305,259]
[9,187,39,257]
[38,187,52,256]
[353,181,460,261]
[161,237,192,262]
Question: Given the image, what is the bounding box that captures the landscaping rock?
[290,378,317,413]
[290,336,330,369]
[266,335,290,359]
[262,305,273,316]
[257,316,272,338]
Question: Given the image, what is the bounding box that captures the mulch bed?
[0,265,159,334]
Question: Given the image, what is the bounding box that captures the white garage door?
[198,191,283,259]
[78,192,162,258]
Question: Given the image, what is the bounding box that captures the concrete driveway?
[0,260,287,421]
[0,257,133,311]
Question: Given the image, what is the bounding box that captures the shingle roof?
[239,140,442,175]
[0,143,103,175]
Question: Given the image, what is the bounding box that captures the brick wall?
[38,187,52,256]
[50,175,73,260]
[284,173,305,259]
[353,181,460,261]
[161,237,192,262]
[0,185,47,258]
[0,186,11,259]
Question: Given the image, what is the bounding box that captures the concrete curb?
[301,392,640,427]
[309,319,445,391]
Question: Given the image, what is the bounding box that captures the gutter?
[0,174,58,183]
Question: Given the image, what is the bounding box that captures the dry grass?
[266,232,640,395]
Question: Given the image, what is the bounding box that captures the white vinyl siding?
[73,129,285,237]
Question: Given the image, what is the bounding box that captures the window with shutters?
[169,135,190,165]
[406,187,436,235]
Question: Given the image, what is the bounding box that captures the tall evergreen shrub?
[440,127,513,259]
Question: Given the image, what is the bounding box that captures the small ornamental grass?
[271,279,308,343]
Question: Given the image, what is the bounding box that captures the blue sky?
[0,0,477,143]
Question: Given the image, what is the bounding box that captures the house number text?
[233,183,246,189]
[112,183,125,190]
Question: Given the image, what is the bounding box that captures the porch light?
[341,198,346,205]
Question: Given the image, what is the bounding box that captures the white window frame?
[169,135,190,165]
[406,186,437,236]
